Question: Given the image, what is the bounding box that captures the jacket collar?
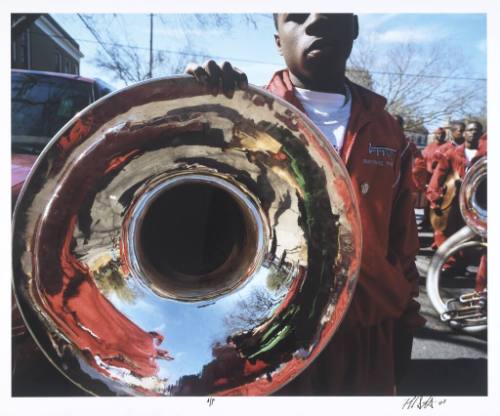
[266,69,387,164]
[457,143,487,165]
[266,70,305,111]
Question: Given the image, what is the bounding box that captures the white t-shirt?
[294,85,352,154]
[465,148,478,164]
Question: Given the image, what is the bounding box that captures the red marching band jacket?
[408,141,427,193]
[426,135,487,208]
[266,70,425,330]
[411,137,452,194]
[423,141,448,174]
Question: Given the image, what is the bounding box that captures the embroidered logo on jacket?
[363,142,397,167]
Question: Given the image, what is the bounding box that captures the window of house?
[64,60,70,74]
[19,32,26,65]
[55,52,62,72]
[12,40,17,62]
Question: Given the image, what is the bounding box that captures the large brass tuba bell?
[426,157,487,332]
[459,157,487,237]
[12,76,361,395]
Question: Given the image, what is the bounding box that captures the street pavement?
[397,232,487,396]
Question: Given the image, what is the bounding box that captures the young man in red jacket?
[425,122,465,192]
[187,13,424,395]
[425,121,466,194]
[418,127,449,247]
[422,128,447,176]
[445,121,465,148]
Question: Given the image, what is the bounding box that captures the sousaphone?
[426,157,487,332]
[12,76,361,396]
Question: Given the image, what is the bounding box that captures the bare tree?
[348,38,486,130]
[93,259,137,304]
[223,287,279,332]
[77,14,202,85]
[346,66,374,90]
[77,14,261,86]
[464,103,487,131]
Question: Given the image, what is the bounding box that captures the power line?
[77,14,137,81]
[363,70,486,82]
[26,28,487,82]
[28,28,280,66]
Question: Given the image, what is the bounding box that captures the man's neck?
[289,72,347,94]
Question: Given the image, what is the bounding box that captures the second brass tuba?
[426,157,487,332]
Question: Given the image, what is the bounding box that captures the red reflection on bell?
[57,114,95,153]
[105,149,140,174]
[43,215,172,382]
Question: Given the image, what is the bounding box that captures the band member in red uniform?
[422,127,447,176]
[187,13,424,395]
[414,128,447,246]
[427,121,485,214]
[445,121,465,147]
[427,121,466,188]
[427,122,486,284]
[431,121,466,182]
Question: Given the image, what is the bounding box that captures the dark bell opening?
[475,177,487,211]
[140,183,246,277]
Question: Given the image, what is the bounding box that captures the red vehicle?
[11,69,113,202]
[11,69,113,395]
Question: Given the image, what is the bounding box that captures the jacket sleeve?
[426,151,450,208]
[411,152,429,193]
[389,141,426,329]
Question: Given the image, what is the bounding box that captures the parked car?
[11,69,113,396]
[11,69,113,202]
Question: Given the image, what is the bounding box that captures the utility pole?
[148,13,153,79]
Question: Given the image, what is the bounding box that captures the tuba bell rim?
[459,156,487,238]
[124,170,268,301]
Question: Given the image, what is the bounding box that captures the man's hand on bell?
[185,60,248,98]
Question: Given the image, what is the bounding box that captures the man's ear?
[353,15,359,40]
[274,34,283,55]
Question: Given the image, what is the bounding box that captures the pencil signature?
[402,396,447,410]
